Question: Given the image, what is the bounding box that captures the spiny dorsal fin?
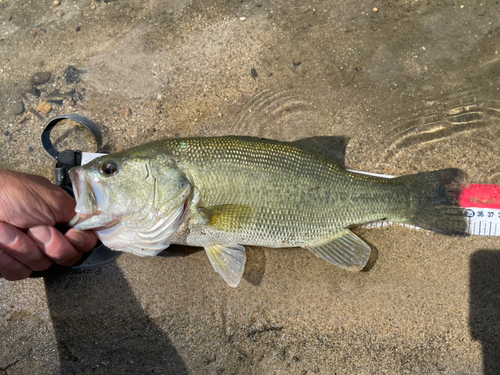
[293,136,349,167]
[304,229,371,271]
[205,244,246,287]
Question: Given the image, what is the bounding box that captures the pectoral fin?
[304,229,371,271]
[205,244,247,288]
[198,204,254,231]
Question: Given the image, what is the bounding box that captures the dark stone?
[4,131,9,136]
[31,71,51,85]
[64,66,82,84]
[76,26,81,31]
[27,86,42,97]
[46,89,75,104]
[11,100,24,115]
[46,89,63,100]
[292,60,301,67]
[29,146,34,152]
[251,68,258,78]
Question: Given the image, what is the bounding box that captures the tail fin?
[396,168,468,235]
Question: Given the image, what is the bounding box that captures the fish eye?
[99,160,118,177]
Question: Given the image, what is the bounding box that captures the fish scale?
[160,137,411,247]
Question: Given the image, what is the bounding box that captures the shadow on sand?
[469,250,500,375]
[43,262,188,375]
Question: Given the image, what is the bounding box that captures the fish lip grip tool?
[41,113,104,195]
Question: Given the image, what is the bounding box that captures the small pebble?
[91,5,96,10]
[17,113,30,124]
[373,7,378,12]
[53,0,60,5]
[460,4,464,8]
[29,108,43,119]
[123,107,132,116]
[37,102,52,114]
[56,10,64,17]
[240,17,246,21]
[67,99,75,106]
[64,65,82,84]
[31,71,51,85]
[251,68,258,78]
[11,101,24,115]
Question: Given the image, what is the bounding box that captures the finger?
[28,226,82,266]
[0,250,32,280]
[0,169,77,228]
[0,222,54,271]
[64,229,98,253]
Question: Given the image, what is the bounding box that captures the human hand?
[0,169,98,280]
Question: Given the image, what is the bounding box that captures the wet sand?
[1,0,500,373]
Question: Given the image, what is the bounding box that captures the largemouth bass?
[69,136,467,287]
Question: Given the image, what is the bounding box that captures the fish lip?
[68,167,79,200]
[68,167,97,215]
[69,167,85,212]
[71,213,119,231]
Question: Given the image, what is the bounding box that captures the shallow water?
[1,0,500,373]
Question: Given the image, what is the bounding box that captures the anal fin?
[205,244,247,288]
[304,229,371,271]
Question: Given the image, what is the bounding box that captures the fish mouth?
[69,167,97,215]
[68,167,115,230]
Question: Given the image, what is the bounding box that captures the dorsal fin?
[293,136,349,166]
